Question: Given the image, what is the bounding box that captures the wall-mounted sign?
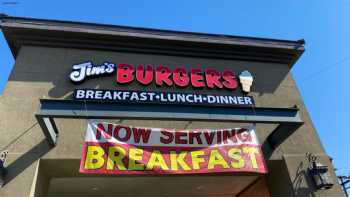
[79,121,267,175]
[70,62,116,83]
[73,89,255,107]
[239,71,253,93]
[69,62,254,93]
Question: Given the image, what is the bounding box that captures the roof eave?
[0,15,305,67]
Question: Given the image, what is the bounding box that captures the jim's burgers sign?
[70,61,255,107]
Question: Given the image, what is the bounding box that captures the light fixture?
[307,153,334,190]
[0,150,8,188]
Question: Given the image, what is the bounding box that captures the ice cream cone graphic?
[239,70,253,93]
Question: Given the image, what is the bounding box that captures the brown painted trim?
[0,15,304,67]
[0,15,304,47]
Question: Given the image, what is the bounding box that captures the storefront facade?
[0,15,344,196]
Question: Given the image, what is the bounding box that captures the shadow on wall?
[4,139,51,186]
[292,161,316,197]
[0,122,51,186]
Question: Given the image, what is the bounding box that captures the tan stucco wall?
[0,45,343,196]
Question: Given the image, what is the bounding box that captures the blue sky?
[1,1,349,175]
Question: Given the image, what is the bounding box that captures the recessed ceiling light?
[91,187,99,191]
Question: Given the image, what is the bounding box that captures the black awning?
[35,99,303,159]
